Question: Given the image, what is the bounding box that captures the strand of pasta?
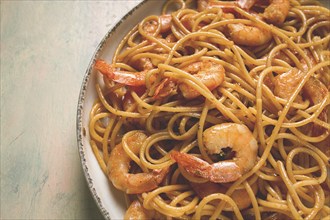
[160,64,241,123]
[286,148,328,184]
[167,113,199,140]
[213,59,330,217]
[89,2,330,219]
[250,100,330,129]
[90,140,107,173]
[102,115,117,163]
[219,88,256,122]
[244,181,261,220]
[162,0,186,14]
[278,161,318,216]
[89,101,107,132]
[197,101,213,164]
[96,84,147,118]
[109,118,123,150]
[196,193,243,220]
[234,7,312,68]
[142,185,198,218]
[89,112,111,142]
[280,7,308,37]
[140,132,174,169]
[164,31,233,66]
[274,133,329,163]
[116,40,149,62]
[145,111,168,134]
[131,91,204,113]
[113,24,139,61]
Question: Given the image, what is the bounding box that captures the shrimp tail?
[170,151,212,179]
[126,167,169,194]
[153,78,177,99]
[95,59,147,86]
[95,59,115,79]
[124,200,154,220]
[210,162,242,183]
[170,151,241,183]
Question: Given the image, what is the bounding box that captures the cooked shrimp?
[143,14,172,35]
[200,0,290,25]
[302,76,329,136]
[179,60,225,99]
[170,123,258,183]
[190,181,258,210]
[197,0,209,12]
[171,150,241,183]
[153,78,177,99]
[228,22,272,46]
[272,52,329,134]
[237,0,256,10]
[123,92,135,111]
[129,57,154,72]
[181,14,196,32]
[237,0,290,25]
[303,77,328,108]
[198,0,292,46]
[160,14,172,33]
[95,59,153,87]
[273,68,304,101]
[165,33,177,43]
[227,10,273,46]
[124,200,154,220]
[197,0,237,13]
[108,131,169,194]
[300,51,328,107]
[263,0,290,25]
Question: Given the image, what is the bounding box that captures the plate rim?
[76,1,148,219]
[77,0,330,219]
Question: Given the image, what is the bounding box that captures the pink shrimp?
[152,60,225,100]
[108,131,169,194]
[237,0,256,10]
[198,0,291,46]
[197,1,272,46]
[227,22,272,46]
[200,0,290,25]
[262,0,290,25]
[273,52,329,135]
[238,0,290,24]
[95,60,147,86]
[153,78,177,99]
[197,0,237,13]
[143,14,172,35]
[179,60,225,99]
[273,68,304,101]
[94,59,155,87]
[129,57,154,72]
[170,123,258,183]
[302,76,328,136]
[124,200,155,220]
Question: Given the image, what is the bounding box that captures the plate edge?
[76,1,149,219]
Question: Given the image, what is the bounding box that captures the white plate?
[76,0,165,219]
[77,1,329,219]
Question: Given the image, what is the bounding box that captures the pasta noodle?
[89,0,330,219]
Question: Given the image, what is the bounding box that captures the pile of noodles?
[89,0,330,219]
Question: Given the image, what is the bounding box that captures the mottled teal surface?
[1,1,139,219]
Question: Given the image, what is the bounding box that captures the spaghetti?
[89,0,330,219]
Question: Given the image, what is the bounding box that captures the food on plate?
[89,0,330,219]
